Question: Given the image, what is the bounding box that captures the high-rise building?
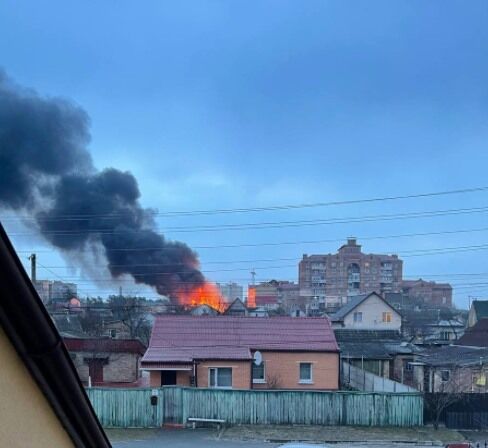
[401,279,452,307]
[34,279,78,304]
[299,238,403,307]
[217,282,244,303]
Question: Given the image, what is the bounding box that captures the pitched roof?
[334,329,402,342]
[50,312,84,337]
[472,300,488,320]
[63,337,146,354]
[142,316,338,365]
[331,292,397,321]
[223,298,247,314]
[335,329,415,359]
[458,318,488,347]
[418,345,488,367]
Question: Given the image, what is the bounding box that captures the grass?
[221,424,466,444]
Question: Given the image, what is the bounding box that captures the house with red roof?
[141,316,339,390]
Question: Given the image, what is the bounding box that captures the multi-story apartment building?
[401,279,452,307]
[34,279,78,304]
[299,238,403,307]
[217,282,244,303]
[248,280,299,310]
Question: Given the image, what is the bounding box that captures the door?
[88,359,104,384]
[161,370,177,386]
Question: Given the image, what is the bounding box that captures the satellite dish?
[253,351,262,366]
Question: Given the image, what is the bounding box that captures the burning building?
[0,71,226,310]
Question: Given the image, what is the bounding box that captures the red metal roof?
[63,337,146,355]
[141,316,338,365]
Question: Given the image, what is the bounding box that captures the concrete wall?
[0,327,74,447]
[72,351,140,383]
[342,295,401,330]
[252,351,339,390]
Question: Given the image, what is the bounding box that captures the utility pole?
[28,253,36,283]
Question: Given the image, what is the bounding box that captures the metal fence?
[424,393,488,429]
[342,361,418,393]
[86,386,423,428]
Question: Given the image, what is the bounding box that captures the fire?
[247,285,256,308]
[176,281,227,313]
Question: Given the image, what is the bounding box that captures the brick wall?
[71,351,140,383]
[146,352,339,390]
[197,361,251,389]
[252,351,339,390]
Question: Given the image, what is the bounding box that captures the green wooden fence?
[86,386,423,428]
[86,387,163,428]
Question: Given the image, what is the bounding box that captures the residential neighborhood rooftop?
[417,345,488,367]
[458,318,488,347]
[63,337,146,354]
[142,315,338,366]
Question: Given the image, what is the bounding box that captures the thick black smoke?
[0,71,204,298]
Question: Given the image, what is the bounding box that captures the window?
[440,370,450,382]
[299,362,313,383]
[353,311,363,323]
[382,312,392,323]
[209,368,232,388]
[440,331,451,341]
[252,361,265,383]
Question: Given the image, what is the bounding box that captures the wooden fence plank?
[86,387,423,428]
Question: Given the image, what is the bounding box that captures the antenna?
[251,269,256,286]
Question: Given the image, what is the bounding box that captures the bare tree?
[425,366,467,430]
[108,295,152,345]
[266,372,283,389]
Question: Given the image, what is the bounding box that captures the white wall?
[342,294,401,330]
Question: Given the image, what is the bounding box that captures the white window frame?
[299,362,313,384]
[353,311,363,323]
[382,311,392,323]
[208,367,233,389]
[252,361,266,384]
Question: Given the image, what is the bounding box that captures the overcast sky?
[1,1,488,307]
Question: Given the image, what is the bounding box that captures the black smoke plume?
[0,71,204,298]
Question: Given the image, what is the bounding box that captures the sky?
[1,0,488,308]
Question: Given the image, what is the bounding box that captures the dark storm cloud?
[0,71,204,297]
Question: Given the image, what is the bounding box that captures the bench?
[187,417,226,430]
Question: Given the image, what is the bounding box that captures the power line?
[2,185,487,221]
[6,205,488,236]
[29,242,488,269]
[12,226,488,252]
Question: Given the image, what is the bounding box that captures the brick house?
[64,337,146,386]
[141,316,339,390]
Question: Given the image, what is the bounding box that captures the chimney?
[29,253,36,283]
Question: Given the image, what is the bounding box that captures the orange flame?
[247,285,256,308]
[176,281,227,313]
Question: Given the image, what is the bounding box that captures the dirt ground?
[220,425,466,445]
